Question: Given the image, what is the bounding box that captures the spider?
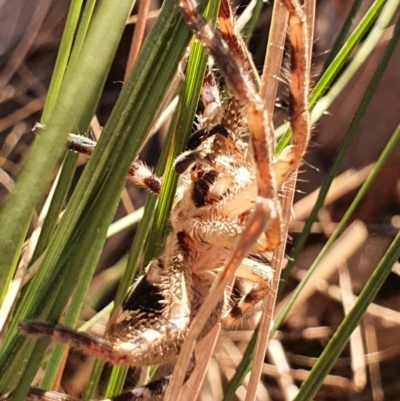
[16,0,311,399]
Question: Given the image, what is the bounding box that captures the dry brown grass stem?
[364,315,384,401]
[268,338,299,400]
[244,2,290,400]
[312,280,400,326]
[277,220,368,324]
[338,262,366,391]
[246,1,316,399]
[124,0,152,81]
[0,95,46,132]
[178,324,221,400]
[292,164,374,222]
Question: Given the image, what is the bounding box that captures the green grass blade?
[321,0,364,73]
[69,0,99,60]
[82,359,105,400]
[31,0,110,268]
[312,0,400,124]
[309,0,388,109]
[31,153,78,262]
[0,0,133,302]
[42,0,86,119]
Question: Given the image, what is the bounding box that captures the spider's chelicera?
[16,0,311,400]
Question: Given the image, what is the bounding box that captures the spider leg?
[108,376,172,401]
[1,387,78,401]
[107,235,193,367]
[186,124,235,151]
[20,235,192,368]
[17,235,194,401]
[67,134,162,194]
[222,256,273,328]
[18,321,128,365]
[174,125,238,174]
[217,0,260,87]
[274,0,310,186]
[127,160,162,194]
[67,133,96,155]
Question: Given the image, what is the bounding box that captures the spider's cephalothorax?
[16,0,311,400]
